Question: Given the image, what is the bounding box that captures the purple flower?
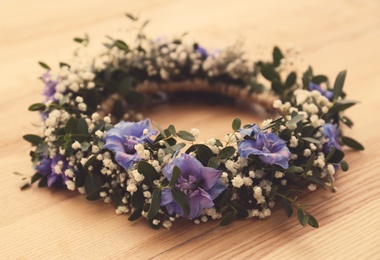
[103,119,158,171]
[196,45,208,57]
[35,155,70,187]
[308,83,334,101]
[322,123,341,154]
[161,153,226,218]
[238,127,291,169]
[41,71,58,102]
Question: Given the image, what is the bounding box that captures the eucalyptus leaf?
[28,103,46,111]
[333,70,347,101]
[171,187,190,216]
[114,40,130,52]
[307,214,319,228]
[208,157,221,169]
[301,137,320,144]
[281,198,293,218]
[77,118,88,135]
[84,172,102,200]
[232,117,241,131]
[304,153,316,175]
[128,207,143,221]
[147,188,161,220]
[137,160,158,185]
[38,61,50,70]
[65,117,77,134]
[169,166,181,187]
[218,189,233,208]
[311,75,328,84]
[329,100,358,113]
[286,165,304,174]
[340,160,349,171]
[23,134,44,146]
[287,114,304,126]
[273,46,284,67]
[218,146,236,160]
[219,211,237,226]
[285,72,297,88]
[342,136,364,151]
[177,130,195,142]
[168,125,177,137]
[297,209,309,227]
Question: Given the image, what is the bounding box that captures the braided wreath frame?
[21,16,364,229]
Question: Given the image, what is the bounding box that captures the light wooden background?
[1,0,380,259]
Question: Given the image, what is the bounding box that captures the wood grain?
[1,0,379,259]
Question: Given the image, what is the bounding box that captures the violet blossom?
[35,155,71,187]
[322,123,341,154]
[238,125,291,169]
[308,82,334,101]
[160,153,226,219]
[103,119,158,171]
[41,71,58,102]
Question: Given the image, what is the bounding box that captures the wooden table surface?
[1,0,380,259]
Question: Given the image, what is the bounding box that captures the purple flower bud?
[103,119,158,171]
[41,71,58,102]
[35,155,70,187]
[161,153,226,219]
[322,123,341,154]
[238,128,291,169]
[308,83,334,101]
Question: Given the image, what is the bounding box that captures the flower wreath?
[21,15,364,229]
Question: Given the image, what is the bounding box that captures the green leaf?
[30,173,43,184]
[285,72,297,88]
[297,209,309,227]
[197,144,214,166]
[118,77,133,96]
[208,157,221,169]
[38,176,48,188]
[168,125,177,137]
[28,103,46,111]
[65,117,77,134]
[177,130,195,142]
[287,114,304,126]
[304,153,316,174]
[312,75,328,84]
[125,13,138,21]
[169,166,181,187]
[342,136,364,151]
[286,165,304,174]
[153,121,166,139]
[128,207,143,221]
[302,66,313,88]
[147,188,161,220]
[81,141,90,152]
[232,117,241,131]
[307,214,319,228]
[131,187,145,208]
[261,65,280,81]
[38,61,50,70]
[219,211,237,226]
[171,187,190,216]
[230,202,248,218]
[325,147,336,163]
[281,198,293,218]
[218,146,236,160]
[333,70,347,101]
[77,118,88,135]
[114,40,130,52]
[340,160,349,171]
[23,134,44,146]
[84,173,102,200]
[301,137,320,144]
[59,62,70,68]
[329,100,358,113]
[273,46,284,67]
[137,160,158,185]
[218,189,233,208]
[327,149,345,164]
